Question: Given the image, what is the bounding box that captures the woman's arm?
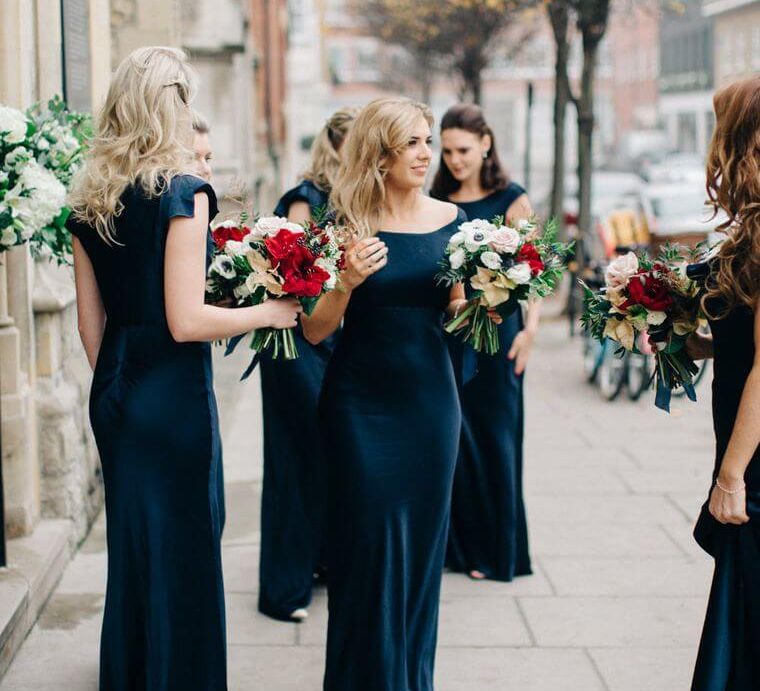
[287,200,311,225]
[506,193,540,374]
[165,192,302,343]
[302,236,388,344]
[708,303,760,525]
[72,237,106,370]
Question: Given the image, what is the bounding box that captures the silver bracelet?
[715,478,745,495]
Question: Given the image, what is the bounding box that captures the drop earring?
[482,150,489,159]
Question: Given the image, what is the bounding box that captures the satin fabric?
[258,180,335,620]
[319,213,464,691]
[68,176,227,691]
[692,301,760,690]
[446,184,532,581]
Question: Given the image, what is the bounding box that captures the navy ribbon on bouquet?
[654,378,696,413]
[224,334,261,381]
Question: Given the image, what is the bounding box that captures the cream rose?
[506,262,532,285]
[605,252,639,289]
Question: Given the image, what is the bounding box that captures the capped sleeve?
[273,179,329,217]
[161,174,219,226]
[501,182,527,211]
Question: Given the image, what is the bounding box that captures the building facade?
[659,0,715,157]
[703,0,760,87]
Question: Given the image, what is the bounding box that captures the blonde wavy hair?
[704,76,760,318]
[303,107,358,192]
[330,97,433,239]
[69,46,197,243]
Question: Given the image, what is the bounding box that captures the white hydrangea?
[4,161,66,238]
[0,106,28,145]
[4,146,32,173]
[1,225,18,248]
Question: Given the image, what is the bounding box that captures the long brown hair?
[430,103,508,200]
[704,76,760,318]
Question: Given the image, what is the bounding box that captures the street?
[0,318,715,690]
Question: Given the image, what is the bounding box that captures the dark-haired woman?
[687,76,760,691]
[258,108,357,623]
[431,103,538,582]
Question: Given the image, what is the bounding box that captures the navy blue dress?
[320,211,464,691]
[68,175,227,691]
[446,184,532,581]
[692,299,760,690]
[258,179,334,620]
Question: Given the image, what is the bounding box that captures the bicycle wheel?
[626,352,651,401]
[598,343,626,401]
[582,334,603,383]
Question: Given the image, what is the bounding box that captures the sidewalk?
[0,319,715,690]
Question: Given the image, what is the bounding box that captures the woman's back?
[69,174,217,329]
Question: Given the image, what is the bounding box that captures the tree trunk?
[575,36,596,276]
[548,2,571,231]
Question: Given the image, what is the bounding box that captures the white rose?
[517,218,532,230]
[449,247,466,270]
[252,215,290,237]
[211,254,236,279]
[448,231,465,247]
[646,310,667,326]
[315,257,338,290]
[489,227,520,254]
[506,262,532,285]
[605,251,639,289]
[0,106,28,145]
[36,138,50,151]
[1,226,17,247]
[480,251,502,270]
[282,221,306,234]
[224,240,245,256]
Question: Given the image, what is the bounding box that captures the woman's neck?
[382,185,423,225]
[451,176,488,202]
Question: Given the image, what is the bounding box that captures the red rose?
[278,244,331,297]
[517,243,544,276]
[212,225,248,249]
[264,228,304,261]
[625,274,673,311]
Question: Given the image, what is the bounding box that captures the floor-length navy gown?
[68,175,227,691]
[320,211,464,691]
[446,183,532,581]
[692,298,760,690]
[258,179,334,620]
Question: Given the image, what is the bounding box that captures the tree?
[546,0,612,293]
[361,0,538,104]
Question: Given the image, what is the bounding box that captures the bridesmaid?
[687,76,760,691]
[258,108,356,623]
[430,103,538,582]
[67,47,301,690]
[303,97,495,691]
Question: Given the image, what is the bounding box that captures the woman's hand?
[685,330,714,360]
[341,237,388,290]
[261,298,303,329]
[709,477,750,525]
[508,327,536,375]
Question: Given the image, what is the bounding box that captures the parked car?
[641,152,705,184]
[638,182,725,250]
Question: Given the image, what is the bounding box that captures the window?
[677,112,697,153]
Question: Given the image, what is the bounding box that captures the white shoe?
[290,608,309,622]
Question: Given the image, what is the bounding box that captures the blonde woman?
[258,108,357,623]
[303,98,488,691]
[68,47,301,689]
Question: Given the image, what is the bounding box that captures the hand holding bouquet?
[581,246,703,411]
[205,214,344,376]
[436,216,569,354]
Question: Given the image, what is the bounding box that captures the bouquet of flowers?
[205,214,344,376]
[436,216,569,354]
[581,245,703,411]
[0,97,90,263]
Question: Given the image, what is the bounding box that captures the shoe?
[290,608,309,622]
